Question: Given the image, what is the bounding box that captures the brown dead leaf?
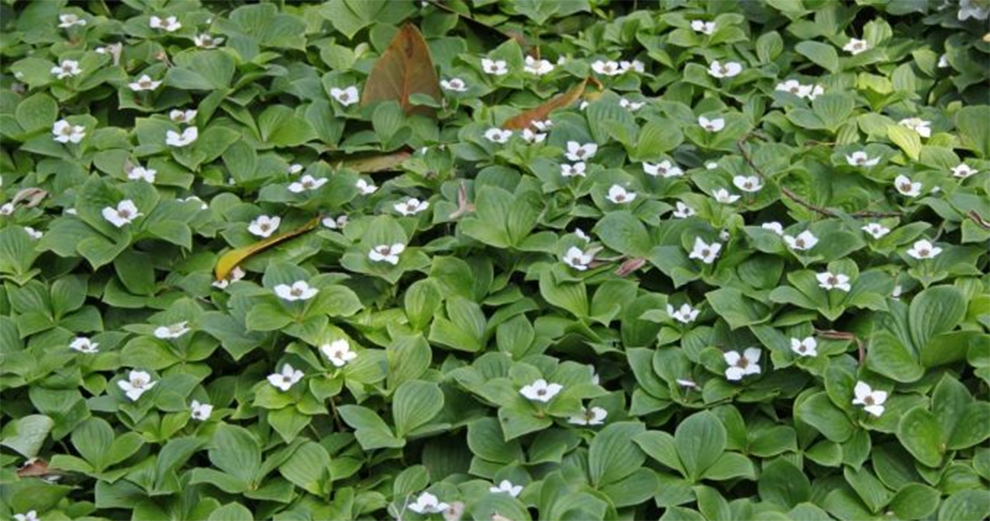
[215,217,320,281]
[338,151,412,173]
[361,24,441,116]
[502,78,589,130]
[17,458,50,478]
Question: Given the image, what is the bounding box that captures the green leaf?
[795,41,839,73]
[866,331,924,383]
[1,414,53,458]
[593,211,652,257]
[675,411,726,481]
[896,406,943,467]
[15,93,58,134]
[909,286,966,351]
[955,106,990,158]
[888,124,922,160]
[208,424,262,490]
[759,459,810,508]
[635,119,684,158]
[393,380,444,437]
[889,483,939,520]
[279,441,329,495]
[71,417,114,472]
[338,405,404,450]
[796,392,854,442]
[208,502,254,521]
[588,421,647,487]
[704,288,771,329]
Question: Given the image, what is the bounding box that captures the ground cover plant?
[1,0,989,520]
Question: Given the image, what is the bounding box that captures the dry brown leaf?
[214,217,320,281]
[338,151,412,173]
[361,24,441,116]
[502,78,589,130]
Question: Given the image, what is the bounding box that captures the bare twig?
[449,182,474,219]
[817,329,865,365]
[968,210,990,230]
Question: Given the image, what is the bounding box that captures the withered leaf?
[502,78,589,130]
[361,24,441,116]
[214,217,320,281]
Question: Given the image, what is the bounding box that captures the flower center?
[119,209,131,218]
[918,248,929,257]
[283,375,292,383]
[738,358,749,368]
[291,288,302,296]
[701,248,710,257]
[260,223,269,231]
[864,396,874,405]
[536,389,546,396]
[828,276,838,285]
[340,92,350,101]
[796,239,805,247]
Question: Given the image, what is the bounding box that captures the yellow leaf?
[502,78,589,130]
[214,217,320,281]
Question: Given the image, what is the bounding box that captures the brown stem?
[816,329,865,365]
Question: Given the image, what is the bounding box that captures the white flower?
[565,141,597,161]
[591,60,623,76]
[51,60,82,79]
[724,348,762,381]
[69,337,99,353]
[852,381,887,417]
[169,109,197,124]
[532,119,553,131]
[560,162,586,178]
[408,492,450,514]
[190,400,213,421]
[520,379,563,402]
[395,198,430,216]
[248,215,280,238]
[193,33,223,48]
[688,237,722,265]
[790,337,818,357]
[698,116,725,132]
[708,60,743,79]
[733,175,763,193]
[892,285,903,299]
[524,55,554,75]
[712,188,740,204]
[952,163,978,179]
[484,128,512,144]
[691,20,716,35]
[719,229,730,242]
[568,406,608,426]
[267,363,304,392]
[845,151,880,167]
[563,246,594,271]
[817,271,852,292]
[489,479,524,497]
[102,200,142,228]
[667,303,700,324]
[320,339,358,367]
[368,243,405,265]
[52,119,86,143]
[288,175,327,193]
[906,239,942,260]
[775,79,806,96]
[440,77,467,92]
[783,230,818,251]
[843,38,869,55]
[128,165,157,183]
[355,178,378,195]
[212,266,245,289]
[330,86,359,106]
[672,201,695,219]
[762,222,784,235]
[959,0,990,20]
[606,185,636,204]
[894,175,922,197]
[128,74,162,92]
[806,84,825,100]
[899,117,932,138]
[322,215,348,230]
[165,127,198,147]
[287,163,304,175]
[938,53,950,68]
[676,378,699,389]
[861,222,891,239]
[705,161,719,170]
[521,128,546,143]
[574,228,591,243]
[643,160,683,178]
[619,98,644,111]
[620,59,645,74]
[149,15,181,32]
[13,512,39,521]
[23,226,42,239]
[481,58,508,76]
[0,203,13,216]
[58,13,86,27]
[154,321,190,339]
[94,46,107,54]
[118,370,157,401]
[274,280,318,301]
[589,368,600,385]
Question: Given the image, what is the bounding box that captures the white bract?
[952,163,978,179]
[521,128,546,143]
[532,119,553,131]
[574,228,591,243]
[894,174,922,197]
[591,60,623,76]
[524,55,554,75]
[843,38,869,55]
[194,34,223,48]
[619,98,644,111]
[698,116,725,132]
[355,179,378,195]
[129,74,162,91]
[24,227,42,239]
[154,321,190,339]
[563,246,594,271]
[248,215,280,238]
[606,185,636,204]
[395,198,430,216]
[322,215,348,230]
[368,243,405,265]
[128,165,157,183]
[484,128,512,143]
[59,13,86,27]
[817,271,852,292]
[713,188,740,204]
[69,337,99,353]
[165,127,198,147]
[408,492,449,514]
[190,400,213,421]
[733,175,763,193]
[274,280,318,301]
[938,53,950,68]
[667,303,700,324]
[620,59,645,73]
[51,60,82,79]
[288,175,327,193]
[906,239,942,260]
[212,266,246,289]
[852,381,887,417]
[118,370,157,401]
[676,378,699,389]
[560,162,586,177]
[489,480,524,497]
[13,512,38,521]
[149,15,181,32]
[320,339,358,367]
[783,230,818,251]
[330,86,359,106]
[569,406,608,426]
[440,77,467,92]
[520,379,563,402]
[845,151,880,167]
[102,200,142,228]
[565,141,598,161]
[790,337,818,357]
[52,119,86,143]
[0,203,14,216]
[708,60,742,78]
[643,160,683,178]
[762,222,784,235]
[688,237,722,264]
[861,222,891,239]
[899,117,932,138]
[691,20,716,34]
[169,109,197,124]
[268,364,304,392]
[481,58,508,76]
[724,348,762,381]
[672,201,695,219]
